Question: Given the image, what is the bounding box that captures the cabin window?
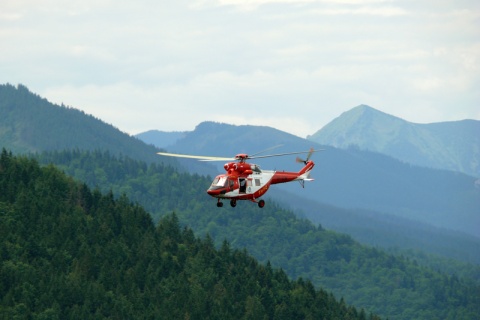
[255,179,261,186]
[251,164,262,173]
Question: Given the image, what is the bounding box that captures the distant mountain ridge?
[145,121,480,239]
[307,105,480,177]
[135,129,187,149]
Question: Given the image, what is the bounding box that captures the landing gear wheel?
[258,200,265,208]
[230,199,237,207]
[216,200,223,208]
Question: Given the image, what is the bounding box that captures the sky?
[1,0,479,138]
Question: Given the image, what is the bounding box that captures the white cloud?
[1,0,479,138]
[310,6,407,16]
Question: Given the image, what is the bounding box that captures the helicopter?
[157,147,321,208]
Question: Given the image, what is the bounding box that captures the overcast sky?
[1,0,479,138]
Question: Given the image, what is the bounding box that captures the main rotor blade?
[249,149,324,160]
[157,152,234,161]
[158,148,324,162]
[249,144,284,157]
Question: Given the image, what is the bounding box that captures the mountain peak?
[307,105,406,147]
[350,104,376,114]
[336,105,402,125]
[308,105,480,177]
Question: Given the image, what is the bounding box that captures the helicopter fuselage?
[156,148,319,208]
[207,160,315,207]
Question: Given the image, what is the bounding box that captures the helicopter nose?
[207,189,221,196]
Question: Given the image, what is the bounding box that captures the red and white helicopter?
[157,147,321,208]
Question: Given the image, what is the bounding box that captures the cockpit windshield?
[210,176,227,189]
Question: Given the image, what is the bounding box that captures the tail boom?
[270,161,315,185]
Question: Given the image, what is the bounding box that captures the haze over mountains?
[136,104,480,179]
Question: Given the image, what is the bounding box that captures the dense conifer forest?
[34,149,480,319]
[0,150,377,319]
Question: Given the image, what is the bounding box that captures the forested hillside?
[0,84,171,165]
[37,149,480,320]
[2,83,480,318]
[0,150,375,319]
[3,83,478,254]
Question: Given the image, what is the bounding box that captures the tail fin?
[297,160,315,181]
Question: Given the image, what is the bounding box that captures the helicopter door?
[228,178,235,192]
[239,178,247,193]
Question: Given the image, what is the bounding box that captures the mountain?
[307,105,480,178]
[2,83,478,256]
[135,129,187,149]
[1,151,375,319]
[0,83,174,166]
[148,121,480,238]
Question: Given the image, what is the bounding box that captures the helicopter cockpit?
[210,176,227,189]
[208,175,235,194]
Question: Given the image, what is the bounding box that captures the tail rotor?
[296,147,315,165]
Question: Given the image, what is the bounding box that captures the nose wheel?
[216,199,223,207]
